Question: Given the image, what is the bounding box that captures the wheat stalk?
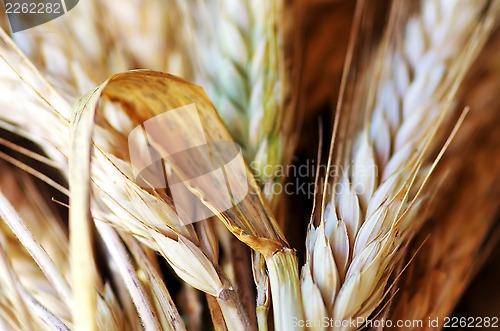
[0,176,66,331]
[302,0,496,329]
[0,165,140,330]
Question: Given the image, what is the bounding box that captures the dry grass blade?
[0,28,71,164]
[0,167,71,330]
[96,224,162,331]
[303,0,497,329]
[0,192,72,309]
[0,233,35,331]
[69,84,100,331]
[0,165,135,330]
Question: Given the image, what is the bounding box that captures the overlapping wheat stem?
[0,166,140,330]
[0,1,238,328]
[302,0,497,329]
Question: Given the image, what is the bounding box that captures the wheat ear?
[183,0,297,210]
[8,2,234,326]
[303,0,496,328]
[11,0,190,99]
[390,37,500,327]
[0,31,249,329]
[178,2,300,328]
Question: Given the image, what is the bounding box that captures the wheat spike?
[0,30,249,329]
[390,32,500,328]
[0,171,68,331]
[182,0,297,210]
[10,0,190,97]
[178,2,300,328]
[4,3,251,328]
[303,0,497,329]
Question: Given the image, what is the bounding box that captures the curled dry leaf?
[73,70,304,330]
